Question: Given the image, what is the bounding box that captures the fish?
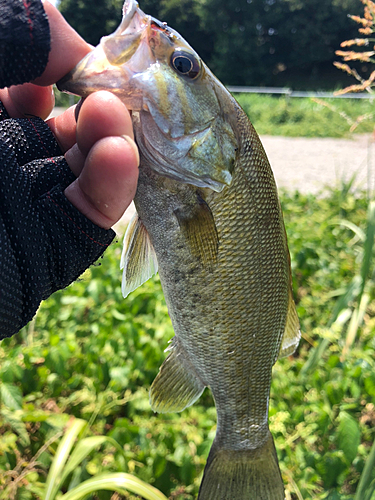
[57,1,301,498]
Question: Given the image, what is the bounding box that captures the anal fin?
[150,339,205,413]
[120,212,158,298]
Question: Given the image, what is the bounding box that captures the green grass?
[234,93,375,138]
[0,185,375,500]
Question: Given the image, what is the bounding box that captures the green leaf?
[44,418,87,500]
[26,482,48,499]
[359,201,375,299]
[325,491,341,500]
[343,292,370,357]
[329,275,362,328]
[332,219,365,242]
[59,473,168,500]
[0,382,22,410]
[0,408,30,446]
[336,411,360,464]
[300,337,330,377]
[60,436,125,486]
[355,439,375,500]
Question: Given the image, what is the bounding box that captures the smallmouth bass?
[58,1,301,498]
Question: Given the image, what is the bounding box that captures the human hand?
[0,0,139,230]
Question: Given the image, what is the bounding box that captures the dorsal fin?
[120,212,158,298]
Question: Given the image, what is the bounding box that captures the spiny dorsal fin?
[120,212,158,298]
[174,196,219,267]
[150,338,206,413]
[278,285,301,359]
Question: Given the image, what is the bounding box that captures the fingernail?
[122,135,140,167]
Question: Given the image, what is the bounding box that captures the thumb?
[64,135,139,229]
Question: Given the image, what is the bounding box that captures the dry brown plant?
[334,0,375,95]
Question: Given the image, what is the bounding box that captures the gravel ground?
[51,108,374,232]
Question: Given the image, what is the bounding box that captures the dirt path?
[261,134,375,195]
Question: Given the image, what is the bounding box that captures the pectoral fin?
[174,196,219,267]
[278,286,301,359]
[150,339,206,413]
[121,213,158,298]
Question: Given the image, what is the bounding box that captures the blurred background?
[54,0,364,90]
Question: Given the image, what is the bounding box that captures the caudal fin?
[198,431,284,500]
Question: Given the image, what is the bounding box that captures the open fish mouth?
[57,0,149,110]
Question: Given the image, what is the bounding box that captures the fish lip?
[56,71,79,95]
[56,49,105,98]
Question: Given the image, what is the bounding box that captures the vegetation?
[0,183,375,499]
[57,0,363,89]
[334,0,375,96]
[234,93,375,137]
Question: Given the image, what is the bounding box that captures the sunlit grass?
[234,93,375,138]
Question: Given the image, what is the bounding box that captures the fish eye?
[171,50,200,79]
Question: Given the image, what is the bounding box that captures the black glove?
[0,0,50,88]
[0,102,116,339]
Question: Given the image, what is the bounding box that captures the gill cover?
[57,0,239,192]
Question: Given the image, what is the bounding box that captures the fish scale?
[57,0,301,497]
[138,114,287,455]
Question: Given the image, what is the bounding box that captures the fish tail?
[198,431,284,500]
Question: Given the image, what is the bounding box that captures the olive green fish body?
[57,1,300,497]
[137,108,288,433]
[134,105,291,498]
